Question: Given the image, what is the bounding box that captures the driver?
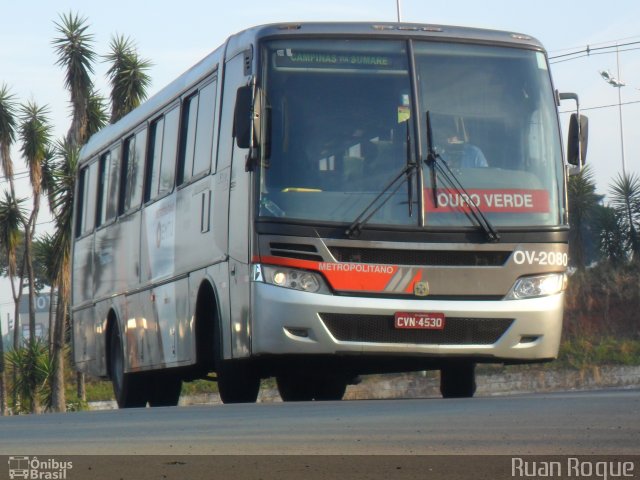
[435,121,488,168]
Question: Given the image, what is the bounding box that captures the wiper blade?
[425,111,439,208]
[405,120,415,217]
[345,162,416,238]
[425,111,500,243]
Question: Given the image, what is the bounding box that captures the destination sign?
[273,49,405,71]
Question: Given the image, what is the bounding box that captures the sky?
[1,0,640,330]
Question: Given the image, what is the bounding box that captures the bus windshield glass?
[258,39,564,229]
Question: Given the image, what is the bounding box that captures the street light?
[599,45,627,175]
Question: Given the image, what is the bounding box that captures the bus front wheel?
[216,360,260,404]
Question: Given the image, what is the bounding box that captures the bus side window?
[145,117,164,202]
[177,92,199,185]
[76,160,99,237]
[159,106,179,196]
[75,166,87,238]
[119,129,147,215]
[193,79,217,176]
[105,145,121,221]
[95,151,111,227]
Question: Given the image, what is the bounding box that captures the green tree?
[51,11,97,412]
[0,85,26,351]
[87,89,109,137]
[0,84,19,415]
[568,165,603,269]
[609,172,640,261]
[34,234,58,352]
[19,103,52,337]
[105,34,152,123]
[597,205,627,266]
[18,101,52,414]
[6,339,52,414]
[47,139,79,412]
[52,12,96,146]
[0,316,6,415]
[0,84,19,199]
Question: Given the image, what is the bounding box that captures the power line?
[550,46,640,64]
[549,34,640,54]
[548,39,640,63]
[0,170,30,182]
[559,99,640,114]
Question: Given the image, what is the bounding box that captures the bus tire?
[147,372,183,407]
[440,362,477,398]
[109,326,148,408]
[312,375,348,401]
[276,375,314,402]
[216,360,260,404]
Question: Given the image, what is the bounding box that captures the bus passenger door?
[220,49,253,359]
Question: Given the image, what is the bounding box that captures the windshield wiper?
[345,163,416,238]
[425,111,500,242]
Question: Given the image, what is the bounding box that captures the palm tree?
[0,84,19,200]
[105,34,152,123]
[609,172,640,261]
[18,101,51,414]
[47,139,79,412]
[52,13,101,407]
[568,165,603,269]
[0,84,24,349]
[0,192,27,410]
[34,234,58,352]
[0,315,6,415]
[19,102,52,342]
[87,89,109,138]
[52,12,96,146]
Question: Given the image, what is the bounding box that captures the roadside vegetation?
[0,11,150,415]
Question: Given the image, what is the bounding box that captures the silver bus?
[72,22,588,407]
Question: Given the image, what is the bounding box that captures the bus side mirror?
[567,113,588,166]
[234,85,253,148]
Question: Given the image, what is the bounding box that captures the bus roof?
[80,22,545,163]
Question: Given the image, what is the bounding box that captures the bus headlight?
[505,273,567,300]
[255,264,331,294]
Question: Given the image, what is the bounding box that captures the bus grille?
[319,313,513,345]
[328,247,510,266]
[269,242,324,262]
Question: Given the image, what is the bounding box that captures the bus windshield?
[258,38,564,229]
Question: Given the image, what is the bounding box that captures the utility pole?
[396,0,402,22]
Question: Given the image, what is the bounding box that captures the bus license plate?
[394,312,445,330]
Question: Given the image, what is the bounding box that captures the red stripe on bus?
[255,255,399,293]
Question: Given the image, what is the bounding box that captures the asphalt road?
[1,389,638,456]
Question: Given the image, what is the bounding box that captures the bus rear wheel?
[216,360,260,404]
[109,326,148,408]
[440,362,477,398]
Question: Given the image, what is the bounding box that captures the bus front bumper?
[250,283,563,362]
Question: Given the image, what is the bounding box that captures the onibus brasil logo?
[8,456,73,479]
